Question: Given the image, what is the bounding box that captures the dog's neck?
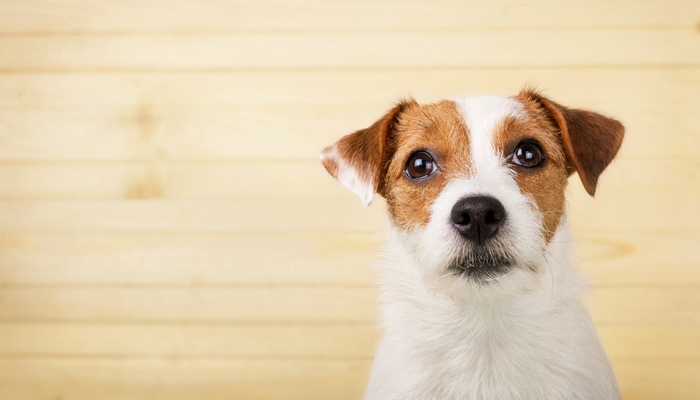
[367,222,617,398]
[377,225,584,361]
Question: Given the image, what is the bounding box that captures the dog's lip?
[448,253,514,282]
[453,258,510,270]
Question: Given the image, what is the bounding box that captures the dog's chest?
[367,290,607,400]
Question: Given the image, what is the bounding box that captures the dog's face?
[320,90,624,296]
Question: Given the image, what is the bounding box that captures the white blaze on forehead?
[453,96,524,173]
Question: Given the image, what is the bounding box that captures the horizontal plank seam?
[0,321,378,326]
[0,284,374,288]
[3,64,700,74]
[0,354,375,360]
[0,25,695,36]
[0,319,377,324]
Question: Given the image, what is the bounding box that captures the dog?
[319,89,624,400]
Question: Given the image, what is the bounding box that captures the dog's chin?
[446,251,516,285]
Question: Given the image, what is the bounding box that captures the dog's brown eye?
[512,141,545,168]
[405,151,436,179]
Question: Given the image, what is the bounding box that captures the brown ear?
[523,91,625,196]
[319,99,415,206]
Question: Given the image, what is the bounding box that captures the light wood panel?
[2,29,700,71]
[0,358,372,400]
[0,232,377,286]
[0,322,380,358]
[0,286,377,323]
[2,0,699,33]
[613,359,700,400]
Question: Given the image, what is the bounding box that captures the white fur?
[319,147,375,207]
[364,96,620,399]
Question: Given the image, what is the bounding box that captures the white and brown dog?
[320,90,624,400]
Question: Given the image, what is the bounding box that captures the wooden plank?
[0,227,698,287]
[597,326,700,359]
[0,69,698,160]
[0,287,378,323]
[1,29,699,71]
[0,286,697,325]
[0,358,372,400]
[613,358,700,400]
[1,323,698,360]
[1,0,699,33]
[0,161,348,199]
[0,322,379,358]
[0,232,377,286]
[573,230,700,287]
[585,287,700,326]
[0,199,391,233]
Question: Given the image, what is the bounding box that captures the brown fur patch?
[496,97,569,243]
[518,91,625,196]
[320,99,416,199]
[382,100,472,230]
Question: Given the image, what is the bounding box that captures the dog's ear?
[319,100,415,206]
[523,91,625,196]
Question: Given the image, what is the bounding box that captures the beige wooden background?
[0,1,699,399]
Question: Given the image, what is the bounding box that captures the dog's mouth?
[447,251,515,283]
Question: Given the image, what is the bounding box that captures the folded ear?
[523,91,625,196]
[319,100,415,206]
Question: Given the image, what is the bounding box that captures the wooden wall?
[0,0,699,398]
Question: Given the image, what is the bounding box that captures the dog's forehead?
[453,95,525,137]
[453,95,525,160]
[398,96,525,147]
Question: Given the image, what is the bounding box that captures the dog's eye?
[405,151,436,179]
[512,141,545,168]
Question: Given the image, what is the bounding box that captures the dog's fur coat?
[320,90,624,400]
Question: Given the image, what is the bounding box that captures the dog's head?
[320,90,623,297]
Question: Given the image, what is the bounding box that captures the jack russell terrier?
[319,90,624,399]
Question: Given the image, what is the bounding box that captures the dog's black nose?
[450,196,506,245]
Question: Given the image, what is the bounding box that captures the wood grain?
[2,30,700,71]
[0,358,372,400]
[2,0,699,33]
